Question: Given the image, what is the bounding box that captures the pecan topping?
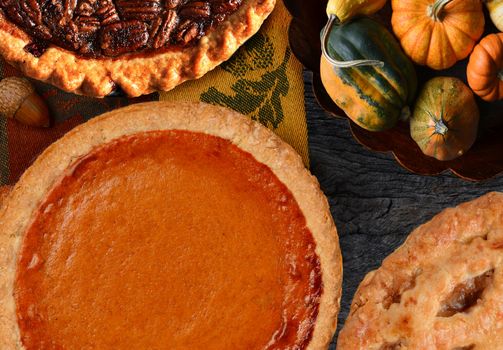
[175,19,200,45]
[212,0,241,14]
[116,0,163,21]
[96,0,120,25]
[152,10,178,49]
[179,2,210,19]
[100,20,148,56]
[0,0,243,58]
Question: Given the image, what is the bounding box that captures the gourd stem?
[498,70,503,81]
[434,118,448,135]
[428,0,454,21]
[321,15,384,68]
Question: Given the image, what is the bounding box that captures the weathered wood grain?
[303,71,503,348]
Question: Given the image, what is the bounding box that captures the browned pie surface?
[14,130,322,349]
[337,192,503,350]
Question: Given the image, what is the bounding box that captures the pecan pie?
[0,102,342,349]
[0,0,275,97]
[338,192,503,350]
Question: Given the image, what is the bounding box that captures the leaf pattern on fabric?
[201,34,291,129]
[221,34,275,77]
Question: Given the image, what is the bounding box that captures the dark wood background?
[303,71,503,348]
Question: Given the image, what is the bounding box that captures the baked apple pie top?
[0,0,243,58]
[338,192,503,350]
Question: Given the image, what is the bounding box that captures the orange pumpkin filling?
[14,130,321,349]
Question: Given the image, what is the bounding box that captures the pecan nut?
[179,2,211,19]
[152,10,178,49]
[96,0,120,25]
[116,0,163,21]
[175,19,201,45]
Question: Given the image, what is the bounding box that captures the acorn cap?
[0,77,50,127]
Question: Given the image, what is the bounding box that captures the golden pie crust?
[0,0,275,97]
[338,192,503,350]
[0,102,342,349]
[0,186,11,208]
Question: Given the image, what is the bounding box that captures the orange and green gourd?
[410,77,480,161]
[320,17,417,131]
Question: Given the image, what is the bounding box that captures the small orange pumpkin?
[467,33,503,102]
[410,77,479,161]
[391,0,485,70]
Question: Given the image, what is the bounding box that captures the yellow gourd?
[486,0,503,32]
[326,0,387,23]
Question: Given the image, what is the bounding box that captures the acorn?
[0,77,50,127]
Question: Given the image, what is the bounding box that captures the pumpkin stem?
[498,70,503,81]
[428,0,454,21]
[321,15,384,68]
[434,118,449,135]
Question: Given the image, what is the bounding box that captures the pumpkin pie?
[0,102,342,349]
[0,0,275,97]
[338,192,503,349]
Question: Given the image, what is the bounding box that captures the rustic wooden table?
[303,71,503,347]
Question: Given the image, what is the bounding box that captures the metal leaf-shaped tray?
[285,0,503,181]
